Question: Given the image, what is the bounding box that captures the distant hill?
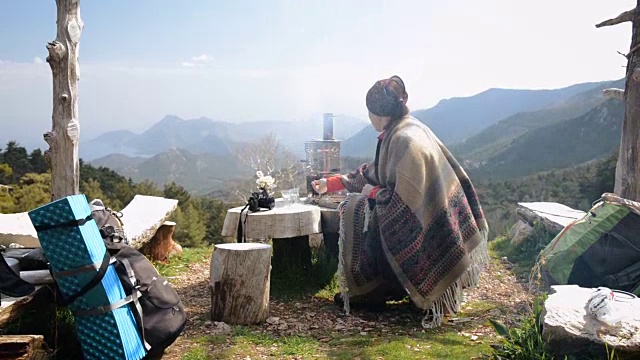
[452,78,625,162]
[341,80,609,158]
[470,98,624,180]
[90,148,252,195]
[81,114,368,161]
[81,115,233,160]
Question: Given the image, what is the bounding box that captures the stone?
[542,285,640,357]
[509,220,534,247]
[211,321,232,335]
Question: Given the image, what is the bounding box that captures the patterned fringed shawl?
[336,116,489,328]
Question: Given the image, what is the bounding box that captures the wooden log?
[0,286,47,329]
[0,335,51,360]
[139,221,182,261]
[209,243,271,325]
[44,0,84,200]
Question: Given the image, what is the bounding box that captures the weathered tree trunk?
[597,4,640,201]
[209,243,271,325]
[45,0,83,200]
[0,335,51,360]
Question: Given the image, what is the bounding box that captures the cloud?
[238,68,273,78]
[33,57,44,64]
[191,54,213,63]
[181,54,214,67]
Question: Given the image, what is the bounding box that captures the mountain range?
[81,114,368,161]
[90,148,253,195]
[84,78,626,195]
[451,78,625,163]
[468,97,624,179]
[339,80,613,158]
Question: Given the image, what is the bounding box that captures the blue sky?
[0,0,635,148]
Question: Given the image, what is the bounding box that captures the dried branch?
[596,8,636,28]
[603,88,625,100]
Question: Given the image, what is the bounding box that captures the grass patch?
[197,325,491,359]
[490,221,554,279]
[154,246,212,277]
[270,246,339,300]
[488,294,552,360]
[181,346,209,360]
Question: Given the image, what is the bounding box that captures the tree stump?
[209,243,272,325]
[139,221,182,261]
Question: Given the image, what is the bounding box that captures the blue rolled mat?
[28,194,146,360]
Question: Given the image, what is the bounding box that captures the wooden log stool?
[209,243,272,325]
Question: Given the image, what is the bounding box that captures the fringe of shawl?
[337,195,490,329]
[336,195,353,315]
[336,193,375,316]
[421,231,489,329]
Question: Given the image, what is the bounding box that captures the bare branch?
[596,8,636,28]
[618,50,629,59]
[603,88,625,100]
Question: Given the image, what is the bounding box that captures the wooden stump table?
[221,201,323,274]
[209,243,272,325]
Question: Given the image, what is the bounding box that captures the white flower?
[255,173,276,190]
[256,170,264,178]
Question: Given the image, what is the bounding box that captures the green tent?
[540,193,640,296]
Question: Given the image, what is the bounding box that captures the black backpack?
[89,199,128,244]
[55,200,187,356]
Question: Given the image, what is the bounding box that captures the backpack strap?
[34,214,93,232]
[73,289,143,317]
[56,250,113,307]
[71,257,151,351]
[121,257,152,351]
[236,203,250,243]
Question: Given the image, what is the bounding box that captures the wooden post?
[44,0,83,200]
[597,4,640,201]
[209,243,271,325]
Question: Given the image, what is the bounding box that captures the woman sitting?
[312,75,489,328]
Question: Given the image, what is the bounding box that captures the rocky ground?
[158,252,534,360]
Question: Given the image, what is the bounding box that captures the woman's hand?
[361,184,375,197]
[311,179,328,194]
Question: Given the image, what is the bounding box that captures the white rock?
[542,285,640,356]
[509,220,534,247]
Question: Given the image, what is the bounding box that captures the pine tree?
[11,173,52,212]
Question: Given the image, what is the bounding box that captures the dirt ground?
[159,254,534,360]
